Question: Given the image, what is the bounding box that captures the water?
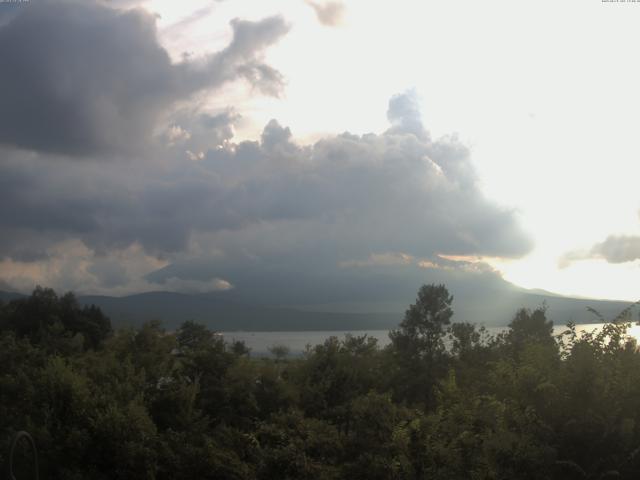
[222,323,640,356]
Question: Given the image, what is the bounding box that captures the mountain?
[77,291,398,331]
[0,288,635,331]
[0,290,26,303]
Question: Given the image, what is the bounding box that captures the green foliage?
[507,306,555,352]
[0,287,112,351]
[389,284,454,407]
[390,284,454,359]
[268,343,291,361]
[3,285,640,479]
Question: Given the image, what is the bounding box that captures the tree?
[268,344,290,362]
[0,287,112,350]
[389,283,453,361]
[388,284,454,407]
[506,306,554,350]
[177,320,215,352]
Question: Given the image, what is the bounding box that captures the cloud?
[165,125,192,146]
[0,240,166,295]
[0,90,531,298]
[167,108,241,157]
[152,276,233,294]
[387,89,427,139]
[305,0,345,27]
[0,237,232,295]
[593,235,640,263]
[0,1,289,156]
[339,252,415,268]
[340,252,496,274]
[560,235,640,267]
[159,3,219,38]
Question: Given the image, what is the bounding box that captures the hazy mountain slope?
[72,290,640,330]
[1,288,634,331]
[0,291,26,303]
[77,292,399,331]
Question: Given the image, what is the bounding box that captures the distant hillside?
[0,291,26,303]
[1,289,635,331]
[451,290,634,327]
[77,292,399,331]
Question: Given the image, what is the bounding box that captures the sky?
[1,0,640,307]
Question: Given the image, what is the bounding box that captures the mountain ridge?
[1,288,636,331]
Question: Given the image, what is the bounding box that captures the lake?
[221,322,640,356]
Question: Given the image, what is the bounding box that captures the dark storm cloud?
[163,109,240,155]
[146,253,509,308]
[0,91,532,294]
[87,258,130,288]
[0,0,288,156]
[0,154,217,256]
[0,4,21,27]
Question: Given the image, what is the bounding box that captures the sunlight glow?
[142,0,640,300]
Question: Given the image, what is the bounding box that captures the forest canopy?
[2,285,640,479]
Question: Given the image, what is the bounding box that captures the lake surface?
[221,323,640,356]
